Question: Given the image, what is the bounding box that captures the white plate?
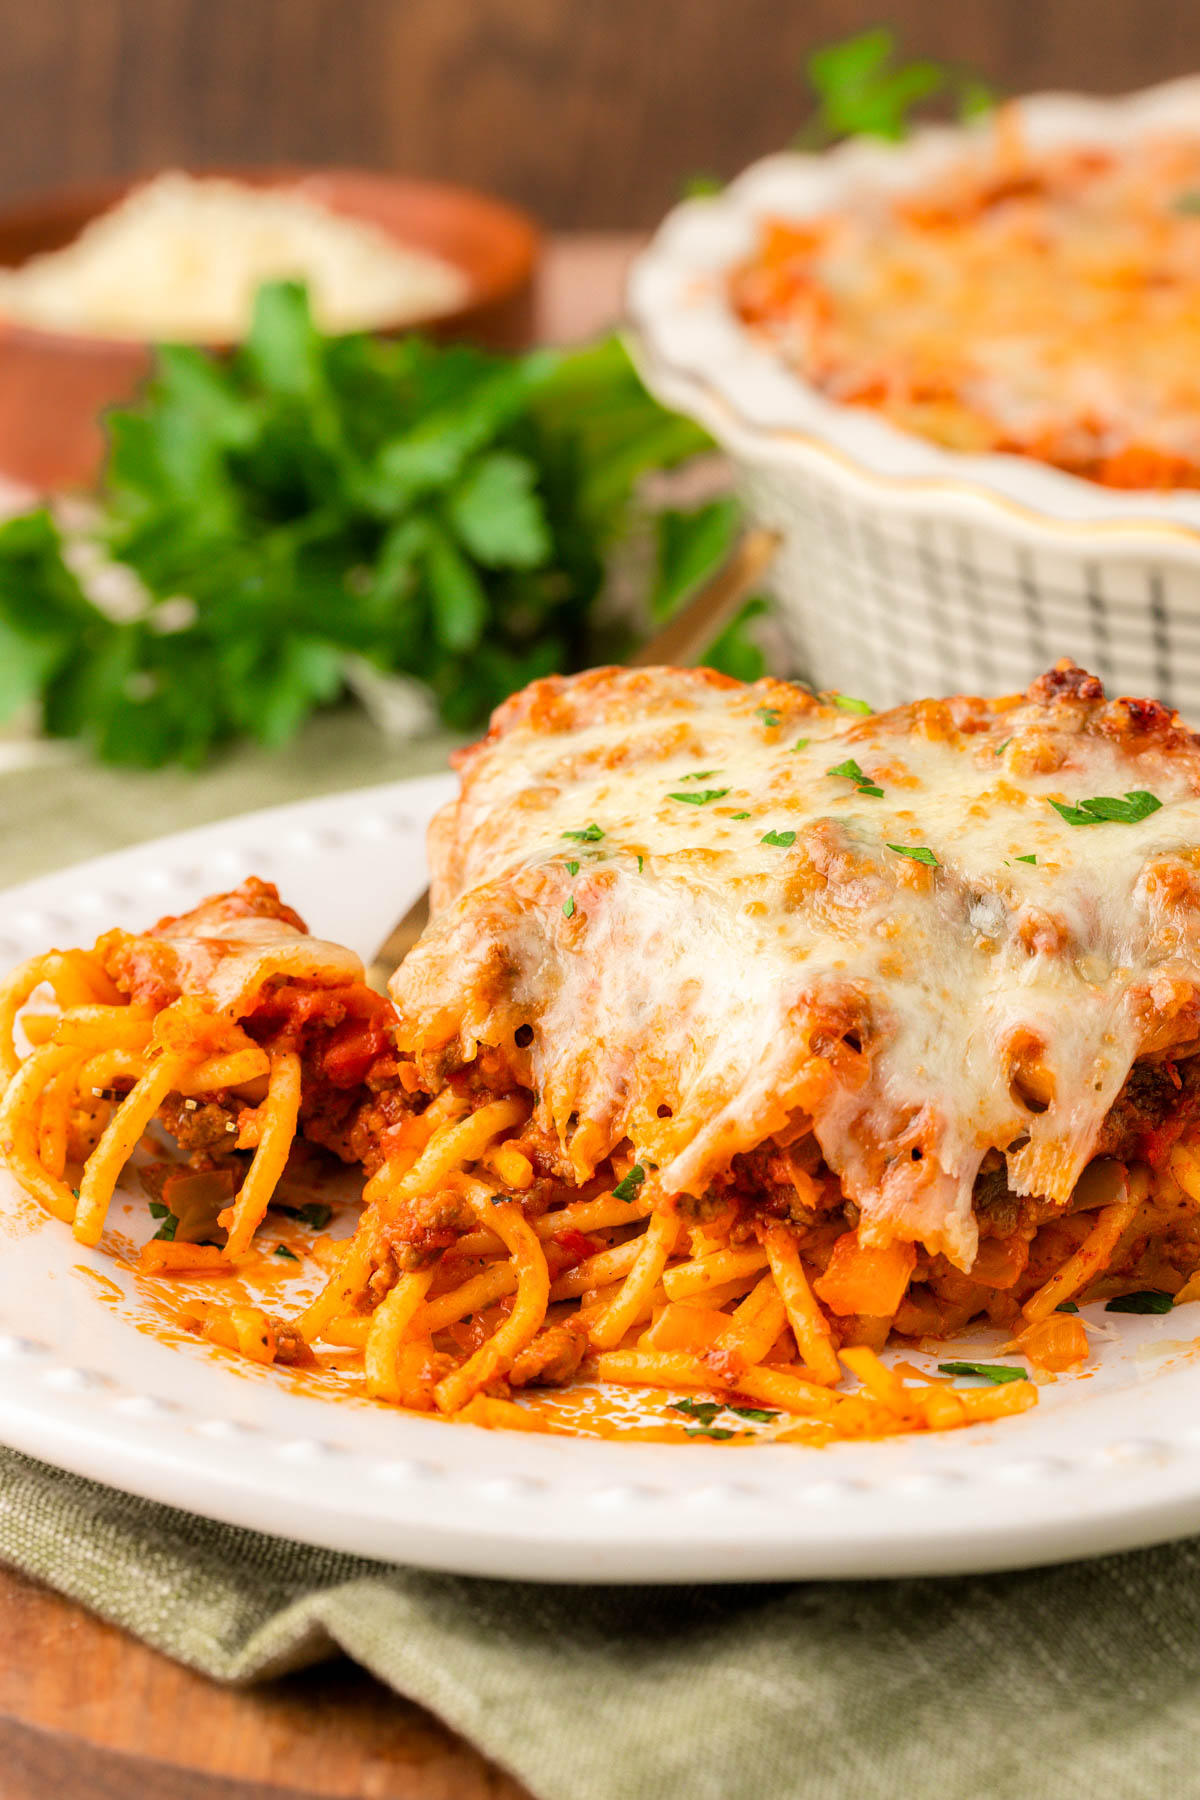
[5,777,1200,1582]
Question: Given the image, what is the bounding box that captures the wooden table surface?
[0,231,641,1800]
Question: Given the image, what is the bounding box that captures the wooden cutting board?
[1,1562,532,1800]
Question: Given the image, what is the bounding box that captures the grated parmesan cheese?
[0,171,469,342]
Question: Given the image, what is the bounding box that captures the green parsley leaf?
[279,1201,334,1231]
[756,707,780,727]
[681,769,720,782]
[150,1208,179,1243]
[612,1163,646,1202]
[636,854,644,873]
[273,1243,300,1261]
[833,694,873,714]
[562,895,576,919]
[826,757,883,798]
[761,829,796,847]
[1055,1300,1079,1313]
[1049,791,1163,828]
[684,1426,740,1440]
[938,1360,1026,1384]
[728,1406,779,1423]
[995,738,1012,756]
[1105,1290,1175,1314]
[668,788,730,805]
[680,172,725,198]
[566,860,580,875]
[445,449,550,569]
[563,824,604,842]
[730,811,751,820]
[1015,854,1037,865]
[887,843,938,866]
[669,1398,722,1425]
[792,737,809,752]
[798,27,995,149]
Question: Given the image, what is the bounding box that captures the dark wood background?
[1,0,1199,230]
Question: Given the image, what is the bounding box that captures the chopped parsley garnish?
[761,829,796,847]
[668,787,730,806]
[669,1398,776,1434]
[1055,1300,1079,1314]
[566,860,580,875]
[636,854,644,873]
[826,757,883,798]
[1105,1290,1174,1314]
[833,694,873,714]
[1049,791,1162,828]
[279,1202,333,1231]
[730,811,751,820]
[995,737,1012,756]
[938,1360,1026,1384]
[887,843,938,866]
[562,895,576,919]
[670,1398,722,1425]
[612,1163,646,1202]
[273,1243,300,1261]
[792,737,809,752]
[681,769,720,782]
[148,1200,179,1243]
[1015,854,1037,865]
[756,707,780,727]
[562,823,605,842]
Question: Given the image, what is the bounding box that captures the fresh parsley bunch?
[0,282,761,767]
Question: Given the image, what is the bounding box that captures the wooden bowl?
[0,166,541,491]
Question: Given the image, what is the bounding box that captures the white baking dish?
[628,78,1200,716]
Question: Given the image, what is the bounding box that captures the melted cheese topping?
[102,883,364,1018]
[391,665,1200,1269]
[730,124,1200,488]
[154,914,364,1016]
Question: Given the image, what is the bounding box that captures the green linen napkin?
[3,717,1200,1800]
[0,708,462,887]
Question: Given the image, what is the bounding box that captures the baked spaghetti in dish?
[6,659,1200,1441]
[730,119,1200,488]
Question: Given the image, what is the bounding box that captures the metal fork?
[364,525,779,992]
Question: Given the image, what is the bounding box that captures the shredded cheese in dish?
[0,172,468,342]
[730,120,1200,488]
[5,663,1200,1442]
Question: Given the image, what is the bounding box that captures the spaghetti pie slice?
[368,659,1200,1425]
